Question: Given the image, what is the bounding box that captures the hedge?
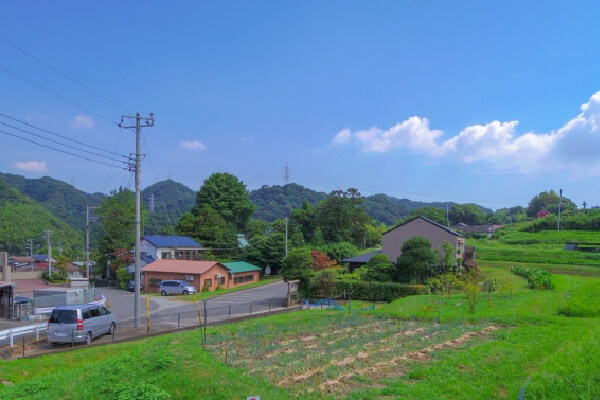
[309,279,426,302]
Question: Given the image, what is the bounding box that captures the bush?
[463,281,480,313]
[308,279,425,301]
[42,271,68,282]
[511,266,555,290]
[116,268,131,290]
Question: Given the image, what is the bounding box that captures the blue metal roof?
[141,254,155,264]
[143,236,201,248]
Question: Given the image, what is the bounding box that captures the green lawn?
[145,276,282,301]
[2,264,599,399]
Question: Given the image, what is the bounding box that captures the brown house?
[143,260,231,293]
[382,216,466,262]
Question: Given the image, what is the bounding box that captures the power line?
[0,63,113,123]
[0,37,131,114]
[0,113,129,159]
[0,129,129,170]
[0,120,129,165]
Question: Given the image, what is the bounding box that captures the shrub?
[116,268,131,290]
[308,279,426,301]
[511,266,555,290]
[42,271,68,282]
[463,281,480,313]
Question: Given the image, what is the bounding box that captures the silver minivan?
[159,280,197,296]
[47,304,117,345]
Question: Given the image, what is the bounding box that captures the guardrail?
[0,323,47,347]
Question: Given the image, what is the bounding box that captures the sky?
[1,1,599,210]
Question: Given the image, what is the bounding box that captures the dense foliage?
[0,177,83,255]
[395,236,438,283]
[308,279,426,301]
[249,183,327,222]
[142,179,196,235]
[511,266,555,290]
[527,190,577,217]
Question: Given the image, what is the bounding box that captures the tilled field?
[204,313,500,397]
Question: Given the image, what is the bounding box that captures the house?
[537,209,551,219]
[382,216,465,262]
[340,250,384,271]
[222,261,262,287]
[451,223,502,236]
[138,236,204,262]
[143,260,231,293]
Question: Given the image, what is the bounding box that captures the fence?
[0,296,293,357]
[13,288,97,321]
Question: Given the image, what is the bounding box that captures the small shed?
[222,262,262,287]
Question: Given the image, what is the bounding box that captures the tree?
[527,190,577,217]
[176,206,235,247]
[290,199,316,243]
[363,254,394,282]
[311,227,325,246]
[438,240,455,274]
[449,204,488,225]
[96,188,141,269]
[395,236,437,284]
[404,207,446,225]
[314,188,370,246]
[193,172,255,230]
[281,249,314,291]
[310,251,334,270]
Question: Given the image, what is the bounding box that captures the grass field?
[1,256,600,399]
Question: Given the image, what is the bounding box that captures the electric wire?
[0,113,129,159]
[0,129,129,170]
[0,63,113,123]
[0,37,131,114]
[0,121,129,165]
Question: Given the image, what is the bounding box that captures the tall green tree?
[193,173,255,231]
[96,188,145,273]
[280,249,314,291]
[449,204,488,225]
[395,236,437,283]
[527,190,577,217]
[314,188,370,246]
[176,205,235,247]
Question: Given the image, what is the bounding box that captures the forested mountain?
[0,176,83,255]
[249,183,328,221]
[141,179,196,235]
[250,185,493,225]
[0,173,104,232]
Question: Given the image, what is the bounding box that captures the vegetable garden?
[204,313,500,396]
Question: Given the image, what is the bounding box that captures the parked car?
[126,280,144,292]
[47,304,117,345]
[159,280,197,296]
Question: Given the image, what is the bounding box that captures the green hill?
[249,183,328,221]
[0,177,83,255]
[141,179,196,235]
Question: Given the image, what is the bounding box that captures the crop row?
[511,266,555,290]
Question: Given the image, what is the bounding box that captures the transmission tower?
[284,163,289,185]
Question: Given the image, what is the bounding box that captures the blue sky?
[1,1,599,210]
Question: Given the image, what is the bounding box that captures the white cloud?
[180,140,206,151]
[71,115,95,130]
[241,136,254,143]
[12,161,48,173]
[332,90,600,174]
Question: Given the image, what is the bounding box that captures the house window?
[150,278,161,288]
[204,278,212,288]
[219,277,225,286]
[185,275,194,282]
[234,274,254,284]
[161,252,171,259]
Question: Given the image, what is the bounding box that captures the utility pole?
[557,189,563,231]
[26,239,34,272]
[86,205,98,279]
[44,229,52,279]
[446,203,450,227]
[119,112,154,328]
[509,208,513,232]
[285,217,289,257]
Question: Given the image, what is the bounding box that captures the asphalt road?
[100,280,289,327]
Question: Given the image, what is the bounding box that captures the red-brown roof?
[143,259,221,275]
